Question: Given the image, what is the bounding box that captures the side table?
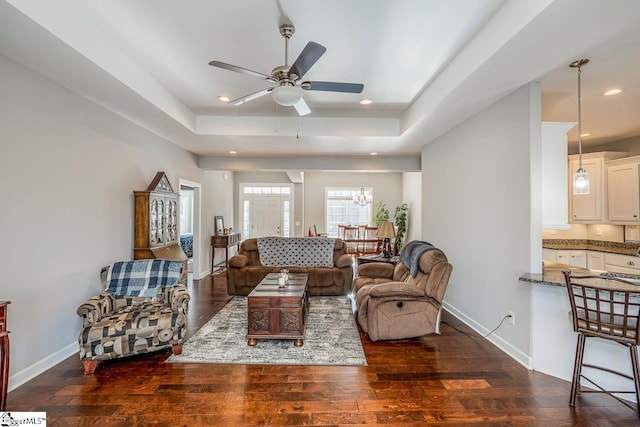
[211,233,242,274]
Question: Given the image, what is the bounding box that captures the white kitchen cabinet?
[604,252,640,274]
[542,248,557,263]
[607,157,640,223]
[587,251,605,271]
[569,152,626,223]
[557,250,587,268]
[541,122,574,230]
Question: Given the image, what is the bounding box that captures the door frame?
[239,183,294,239]
[179,178,203,279]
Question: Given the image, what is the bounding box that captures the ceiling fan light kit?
[271,85,302,106]
[209,22,363,116]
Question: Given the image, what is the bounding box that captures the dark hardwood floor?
[7,273,639,426]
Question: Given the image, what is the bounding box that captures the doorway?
[179,178,202,279]
[240,184,293,238]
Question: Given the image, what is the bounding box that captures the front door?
[252,196,282,237]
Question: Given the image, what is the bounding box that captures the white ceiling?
[1,0,639,159]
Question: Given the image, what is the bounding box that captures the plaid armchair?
[77,260,190,374]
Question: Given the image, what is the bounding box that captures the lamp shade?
[271,85,303,106]
[377,221,396,239]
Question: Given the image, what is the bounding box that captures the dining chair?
[360,226,380,255]
[342,225,361,257]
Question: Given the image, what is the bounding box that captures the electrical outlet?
[507,311,515,326]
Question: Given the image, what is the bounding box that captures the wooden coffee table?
[247,273,309,347]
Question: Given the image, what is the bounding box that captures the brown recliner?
[354,244,452,342]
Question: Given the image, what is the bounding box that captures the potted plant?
[394,203,408,253]
[373,201,389,227]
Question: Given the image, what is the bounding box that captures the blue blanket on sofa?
[400,240,441,277]
[106,259,182,297]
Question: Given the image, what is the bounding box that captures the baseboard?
[8,341,77,392]
[442,300,533,369]
[196,268,212,280]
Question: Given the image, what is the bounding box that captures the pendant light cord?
[577,63,583,170]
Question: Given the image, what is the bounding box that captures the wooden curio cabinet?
[134,172,187,262]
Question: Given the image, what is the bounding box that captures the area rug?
[166,296,367,366]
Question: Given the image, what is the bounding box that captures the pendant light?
[570,58,590,195]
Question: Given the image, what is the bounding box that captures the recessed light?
[229,150,237,154]
[580,133,591,137]
[603,88,622,96]
[359,99,373,105]
[218,96,230,103]
[370,152,378,156]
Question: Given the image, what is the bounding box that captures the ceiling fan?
[209,24,364,116]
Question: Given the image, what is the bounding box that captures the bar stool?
[563,270,640,415]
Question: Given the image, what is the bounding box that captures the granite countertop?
[543,239,640,256]
[520,262,640,292]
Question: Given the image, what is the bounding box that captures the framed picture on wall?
[214,216,224,236]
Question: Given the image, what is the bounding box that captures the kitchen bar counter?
[524,262,640,392]
[543,238,640,256]
[520,262,640,292]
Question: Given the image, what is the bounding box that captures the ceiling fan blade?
[228,87,273,106]
[209,60,276,82]
[301,81,364,93]
[288,42,326,80]
[294,98,311,116]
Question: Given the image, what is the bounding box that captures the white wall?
[402,172,422,243]
[421,83,541,366]
[304,172,403,234]
[200,171,235,272]
[0,54,231,389]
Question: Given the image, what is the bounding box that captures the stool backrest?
[563,271,640,346]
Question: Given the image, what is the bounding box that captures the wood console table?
[211,232,242,274]
[1,301,10,411]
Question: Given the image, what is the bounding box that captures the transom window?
[243,186,291,195]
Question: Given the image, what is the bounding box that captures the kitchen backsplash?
[542,223,624,242]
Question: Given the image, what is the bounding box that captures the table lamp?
[377,221,396,258]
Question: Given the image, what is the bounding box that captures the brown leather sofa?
[353,242,452,342]
[226,237,353,296]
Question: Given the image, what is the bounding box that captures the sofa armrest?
[335,254,353,269]
[77,293,115,327]
[357,262,395,279]
[368,282,425,298]
[169,285,190,314]
[228,254,249,268]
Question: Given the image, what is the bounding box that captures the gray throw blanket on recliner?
[400,240,441,277]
